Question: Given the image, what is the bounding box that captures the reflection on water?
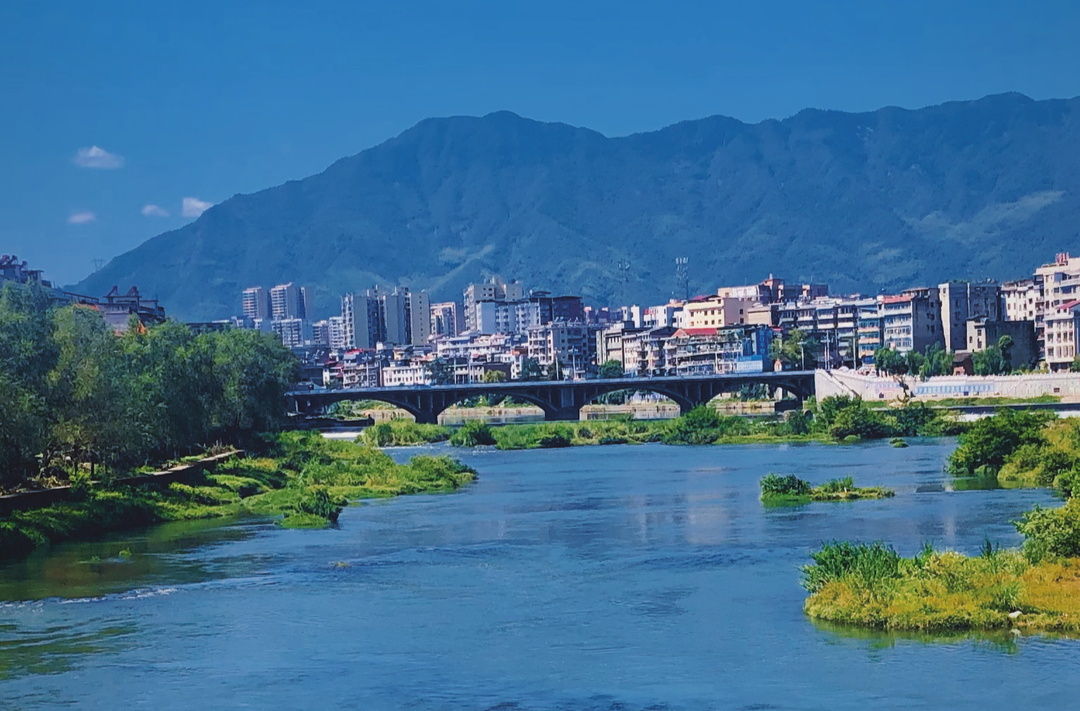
[0,439,1076,710]
[0,620,137,680]
[809,618,1023,654]
[0,517,268,602]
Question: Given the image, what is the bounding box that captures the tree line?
[0,283,299,490]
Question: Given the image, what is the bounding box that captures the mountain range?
[73,92,1080,321]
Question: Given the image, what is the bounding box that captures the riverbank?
[800,409,1080,634]
[360,397,964,450]
[0,432,475,563]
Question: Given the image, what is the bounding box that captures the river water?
[0,440,1075,710]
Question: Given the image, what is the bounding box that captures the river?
[0,440,1074,710]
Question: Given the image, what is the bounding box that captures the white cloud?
[73,146,124,169]
[182,196,212,218]
[141,204,169,217]
[67,211,96,224]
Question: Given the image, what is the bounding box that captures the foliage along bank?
[0,282,299,493]
[803,409,1080,633]
[0,432,476,562]
[357,396,964,451]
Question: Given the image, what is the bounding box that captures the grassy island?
[802,538,1080,633]
[760,474,894,505]
[0,433,475,562]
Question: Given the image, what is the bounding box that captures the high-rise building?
[938,281,1001,352]
[242,286,270,320]
[340,286,429,348]
[431,302,463,339]
[271,318,309,348]
[327,316,348,350]
[270,283,312,320]
[342,292,379,349]
[463,276,523,333]
[405,289,431,345]
[311,320,331,347]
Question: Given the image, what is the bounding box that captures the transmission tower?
[675,256,689,301]
[93,258,105,272]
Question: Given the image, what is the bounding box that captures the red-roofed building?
[665,324,774,376]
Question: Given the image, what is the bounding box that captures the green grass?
[0,432,476,562]
[359,419,451,446]
[802,541,1080,633]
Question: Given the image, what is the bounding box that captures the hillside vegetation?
[74,93,1080,319]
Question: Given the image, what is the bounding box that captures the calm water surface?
[0,440,1075,710]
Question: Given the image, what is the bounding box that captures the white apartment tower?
[242,286,270,320]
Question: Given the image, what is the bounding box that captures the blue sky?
[3,0,1079,286]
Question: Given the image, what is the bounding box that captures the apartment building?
[463,276,524,333]
[430,301,463,339]
[1043,300,1080,371]
[270,283,312,320]
[310,320,330,347]
[621,327,678,376]
[1003,280,1042,323]
[881,288,943,353]
[685,295,757,329]
[595,321,647,368]
[241,286,270,320]
[327,316,348,350]
[271,318,308,349]
[527,322,590,376]
[857,301,885,364]
[664,325,774,376]
[643,301,684,329]
[381,363,431,387]
[938,281,1001,352]
[340,287,430,348]
[966,319,1038,368]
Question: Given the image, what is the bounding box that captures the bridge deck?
[287,371,816,424]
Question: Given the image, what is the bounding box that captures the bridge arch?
[310,392,429,423]
[583,383,695,415]
[426,390,559,423]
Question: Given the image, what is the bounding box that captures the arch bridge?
[286,372,815,424]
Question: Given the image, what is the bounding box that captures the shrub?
[449,421,497,447]
[663,405,723,445]
[538,433,572,448]
[760,473,812,498]
[948,409,1055,477]
[1015,498,1080,562]
[816,476,855,494]
[828,405,894,440]
[801,541,902,593]
[785,410,812,435]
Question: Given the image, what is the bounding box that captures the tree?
[1071,356,1080,374]
[423,358,455,385]
[482,369,506,383]
[918,343,954,379]
[597,359,624,379]
[973,335,1014,376]
[519,358,544,381]
[770,329,817,370]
